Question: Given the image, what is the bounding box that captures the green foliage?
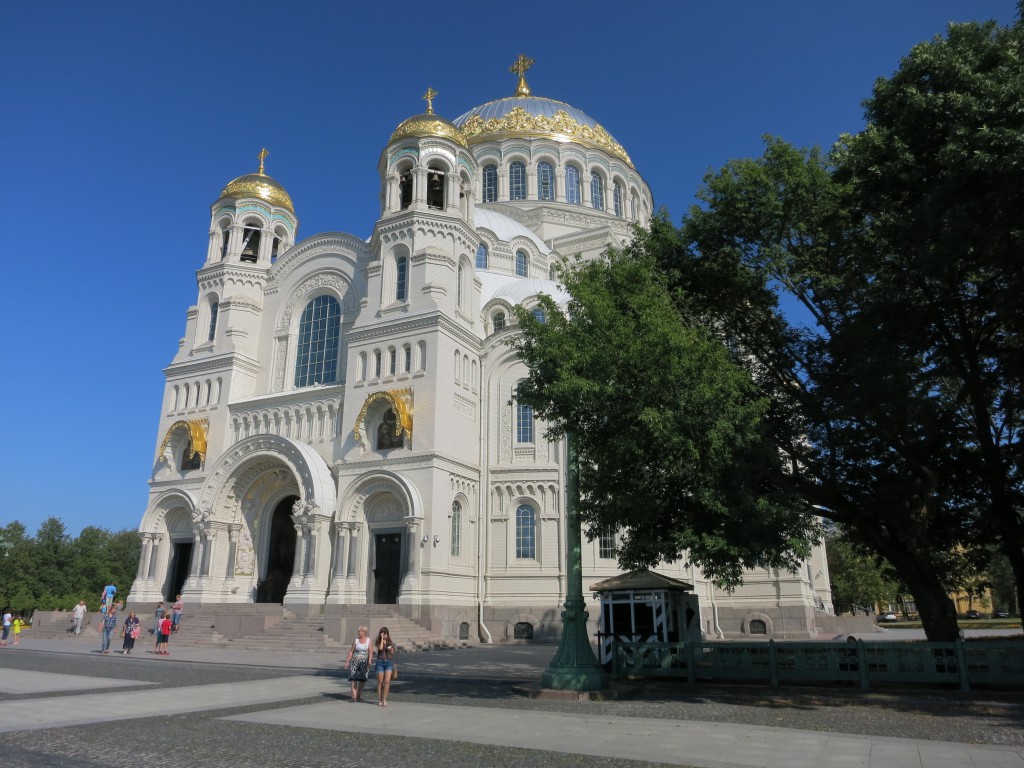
[510,247,819,588]
[825,528,905,611]
[671,11,1024,640]
[0,519,140,613]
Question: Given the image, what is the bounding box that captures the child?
[12,615,25,645]
[157,614,173,655]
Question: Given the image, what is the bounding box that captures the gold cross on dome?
[510,54,535,97]
[257,147,269,175]
[422,87,438,115]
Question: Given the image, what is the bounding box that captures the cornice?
[229,384,346,413]
[347,310,481,348]
[268,233,369,288]
[165,352,260,379]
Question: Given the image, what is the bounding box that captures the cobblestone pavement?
[0,646,1022,768]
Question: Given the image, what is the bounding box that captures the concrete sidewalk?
[3,638,1023,768]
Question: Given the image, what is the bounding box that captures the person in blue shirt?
[100,606,118,654]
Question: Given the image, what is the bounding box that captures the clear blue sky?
[1,1,1016,537]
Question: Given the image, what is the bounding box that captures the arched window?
[482,165,498,203]
[388,347,397,376]
[219,224,230,260]
[509,161,526,200]
[613,182,623,217]
[207,301,219,342]
[418,340,427,371]
[395,255,408,302]
[516,504,536,559]
[537,161,554,201]
[403,344,412,374]
[493,312,506,332]
[399,172,412,208]
[358,351,367,381]
[548,263,557,281]
[749,619,767,635]
[294,295,341,387]
[374,349,382,379]
[531,307,546,323]
[516,400,534,443]
[476,243,488,270]
[427,168,445,209]
[515,250,529,277]
[631,194,638,221]
[450,500,462,557]
[457,263,465,308]
[240,224,261,263]
[591,172,604,210]
[565,166,581,205]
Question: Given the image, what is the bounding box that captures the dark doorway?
[373,533,402,604]
[256,496,298,604]
[169,542,192,599]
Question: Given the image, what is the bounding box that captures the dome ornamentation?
[390,115,468,148]
[220,148,295,213]
[459,106,634,169]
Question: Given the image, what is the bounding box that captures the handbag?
[391,664,398,680]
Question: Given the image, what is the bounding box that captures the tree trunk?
[883,546,960,642]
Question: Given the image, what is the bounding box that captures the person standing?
[1,607,11,647]
[344,626,372,702]
[121,611,141,655]
[100,606,118,654]
[171,594,184,632]
[100,583,116,615]
[374,626,396,707]
[12,615,25,645]
[72,600,87,637]
[157,613,172,655]
[153,602,165,644]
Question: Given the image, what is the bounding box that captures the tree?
[825,528,905,615]
[675,11,1024,640]
[509,247,819,588]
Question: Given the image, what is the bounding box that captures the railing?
[612,639,1024,691]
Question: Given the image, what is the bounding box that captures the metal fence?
[612,639,1024,690]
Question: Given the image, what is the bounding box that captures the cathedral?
[129,57,832,642]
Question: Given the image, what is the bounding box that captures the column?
[147,535,162,581]
[188,531,202,578]
[333,525,349,581]
[136,533,152,581]
[304,520,320,582]
[225,524,241,580]
[346,524,361,580]
[291,523,306,582]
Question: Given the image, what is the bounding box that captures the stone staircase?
[28,605,475,654]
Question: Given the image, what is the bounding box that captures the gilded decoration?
[390,116,468,148]
[353,388,413,447]
[219,149,295,213]
[159,419,209,463]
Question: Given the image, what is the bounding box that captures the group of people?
[91,590,183,656]
[344,625,397,706]
[1,607,27,646]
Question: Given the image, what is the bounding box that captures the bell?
[429,172,441,190]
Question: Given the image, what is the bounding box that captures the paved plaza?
[0,638,1022,768]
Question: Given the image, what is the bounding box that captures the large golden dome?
[219,149,294,213]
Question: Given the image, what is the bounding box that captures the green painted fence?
[612,639,1024,690]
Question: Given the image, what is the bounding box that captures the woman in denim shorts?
[374,626,396,706]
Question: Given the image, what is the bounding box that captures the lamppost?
[542,432,608,690]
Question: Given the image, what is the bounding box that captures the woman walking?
[374,626,396,707]
[121,611,141,654]
[344,625,372,702]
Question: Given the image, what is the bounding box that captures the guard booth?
[590,570,701,666]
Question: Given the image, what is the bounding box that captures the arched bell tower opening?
[256,494,299,603]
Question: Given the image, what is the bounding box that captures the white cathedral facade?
[129,60,832,641]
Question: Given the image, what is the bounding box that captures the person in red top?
[157,615,173,655]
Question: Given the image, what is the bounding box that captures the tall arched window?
[476,243,488,270]
[631,194,638,221]
[207,301,219,342]
[219,224,230,260]
[537,161,554,200]
[613,182,623,217]
[591,172,604,210]
[399,172,412,208]
[294,295,341,387]
[565,165,581,205]
[482,165,498,203]
[450,500,462,557]
[403,344,412,374]
[395,255,408,301]
[493,312,506,332]
[509,161,527,200]
[240,224,261,263]
[457,263,465,308]
[516,504,536,559]
[515,250,529,277]
[516,400,534,443]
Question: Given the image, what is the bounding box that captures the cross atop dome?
[257,147,269,175]
[510,54,535,97]
[422,87,438,115]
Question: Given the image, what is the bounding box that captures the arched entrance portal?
[257,495,298,603]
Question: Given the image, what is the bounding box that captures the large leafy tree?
[510,248,819,588]
[675,12,1024,641]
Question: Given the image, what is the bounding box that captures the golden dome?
[219,149,294,213]
[389,87,468,148]
[390,113,468,148]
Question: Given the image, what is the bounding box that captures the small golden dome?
[389,87,468,148]
[219,148,294,213]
